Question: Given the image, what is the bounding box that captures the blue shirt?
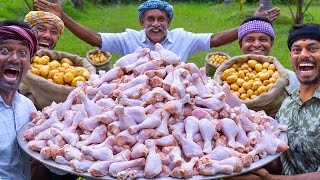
[0,93,36,180]
[99,28,212,62]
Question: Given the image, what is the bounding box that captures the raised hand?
[254,4,280,22]
[225,168,272,180]
[33,0,63,18]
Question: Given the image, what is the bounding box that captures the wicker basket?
[86,49,112,72]
[205,52,231,77]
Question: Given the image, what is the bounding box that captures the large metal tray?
[18,122,285,179]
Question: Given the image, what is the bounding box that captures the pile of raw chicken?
[24,44,289,179]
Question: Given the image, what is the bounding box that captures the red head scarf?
[0,25,38,58]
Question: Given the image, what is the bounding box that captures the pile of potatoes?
[30,55,90,86]
[88,50,109,64]
[208,54,228,65]
[220,59,280,100]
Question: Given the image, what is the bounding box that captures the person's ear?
[239,40,244,53]
[140,18,144,27]
[269,39,274,52]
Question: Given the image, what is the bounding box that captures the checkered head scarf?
[138,0,174,19]
[238,19,275,41]
[24,11,64,34]
[0,25,39,58]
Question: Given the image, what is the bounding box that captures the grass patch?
[1,1,320,69]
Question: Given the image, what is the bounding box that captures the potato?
[48,60,61,70]
[82,70,91,80]
[38,55,50,65]
[30,67,40,76]
[269,77,277,83]
[256,85,267,95]
[242,81,252,90]
[262,62,270,69]
[240,63,249,70]
[226,74,238,84]
[53,72,64,85]
[252,81,263,90]
[238,87,246,94]
[61,58,73,66]
[71,76,85,87]
[73,67,85,77]
[61,63,71,69]
[56,67,66,73]
[230,83,239,91]
[258,72,270,81]
[272,71,280,79]
[39,65,50,78]
[236,78,245,87]
[33,56,40,64]
[65,67,75,75]
[237,70,245,79]
[247,89,254,97]
[248,59,258,68]
[47,69,60,79]
[240,93,249,100]
[254,63,263,72]
[32,64,43,69]
[268,64,276,71]
[63,72,75,84]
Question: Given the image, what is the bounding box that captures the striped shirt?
[0,93,36,180]
[276,87,320,175]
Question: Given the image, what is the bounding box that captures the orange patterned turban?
[24,11,64,34]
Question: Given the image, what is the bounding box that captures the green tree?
[285,0,314,24]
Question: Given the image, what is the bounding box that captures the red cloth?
[0,26,38,58]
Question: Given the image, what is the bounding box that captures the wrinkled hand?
[33,0,63,18]
[225,168,272,180]
[254,4,280,22]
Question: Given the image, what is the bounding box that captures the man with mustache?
[24,11,64,50]
[227,23,320,180]
[19,11,64,104]
[237,16,299,93]
[33,0,280,63]
[22,11,78,180]
[0,20,38,180]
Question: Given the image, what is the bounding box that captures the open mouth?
[299,63,315,72]
[39,41,51,49]
[249,49,264,54]
[152,29,161,33]
[4,68,20,81]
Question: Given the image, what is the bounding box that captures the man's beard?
[295,58,320,85]
[298,73,320,85]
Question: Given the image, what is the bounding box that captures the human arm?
[224,158,281,180]
[209,28,238,48]
[225,158,320,180]
[33,0,102,47]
